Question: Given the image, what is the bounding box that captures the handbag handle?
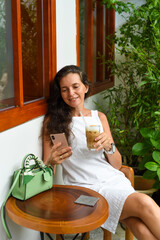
[21,154,49,185]
[22,153,46,170]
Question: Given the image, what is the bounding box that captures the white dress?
[61,110,135,233]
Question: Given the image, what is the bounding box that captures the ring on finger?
[60,155,63,160]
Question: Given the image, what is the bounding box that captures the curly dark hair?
[43,65,91,141]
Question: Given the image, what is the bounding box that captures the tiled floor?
[89,224,137,240]
[64,224,137,239]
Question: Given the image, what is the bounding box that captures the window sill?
[90,80,114,96]
[0,100,47,132]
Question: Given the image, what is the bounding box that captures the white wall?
[0,117,44,240]
[56,0,77,70]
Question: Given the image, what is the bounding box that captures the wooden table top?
[6,185,108,234]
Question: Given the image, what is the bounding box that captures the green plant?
[95,0,160,167]
[95,57,143,166]
[101,0,134,14]
[132,128,160,188]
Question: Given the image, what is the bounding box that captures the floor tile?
[64,224,137,239]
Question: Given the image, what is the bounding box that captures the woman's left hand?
[94,132,113,151]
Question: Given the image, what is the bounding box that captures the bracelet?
[104,143,115,154]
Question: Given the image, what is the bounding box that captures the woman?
[43,65,160,240]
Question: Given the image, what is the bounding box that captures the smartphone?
[50,133,68,150]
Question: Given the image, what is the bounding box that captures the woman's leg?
[121,217,157,240]
[120,192,160,240]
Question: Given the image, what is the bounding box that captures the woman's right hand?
[47,142,72,167]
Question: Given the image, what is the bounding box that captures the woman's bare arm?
[95,111,122,169]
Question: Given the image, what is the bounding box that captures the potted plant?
[132,127,160,198]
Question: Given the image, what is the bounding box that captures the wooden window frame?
[76,0,115,95]
[0,0,56,132]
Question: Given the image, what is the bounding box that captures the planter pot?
[134,175,157,197]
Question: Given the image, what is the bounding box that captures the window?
[77,0,115,95]
[0,0,56,132]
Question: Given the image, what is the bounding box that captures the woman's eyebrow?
[72,83,80,86]
[61,83,80,88]
[61,86,67,89]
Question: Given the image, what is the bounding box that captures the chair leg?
[82,232,89,240]
[103,229,112,240]
[40,232,44,240]
[56,235,64,240]
[125,227,134,240]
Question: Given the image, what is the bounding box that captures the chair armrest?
[120,165,134,187]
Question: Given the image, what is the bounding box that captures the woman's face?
[60,73,88,109]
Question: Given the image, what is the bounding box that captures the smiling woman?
[60,73,89,111]
[44,65,91,141]
[42,65,160,240]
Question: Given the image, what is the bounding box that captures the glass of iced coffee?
[86,125,100,150]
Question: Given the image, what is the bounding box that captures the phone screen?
[50,133,68,150]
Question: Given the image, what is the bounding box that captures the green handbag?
[1,153,53,239]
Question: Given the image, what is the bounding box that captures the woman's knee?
[121,192,157,219]
[135,193,158,216]
[136,193,154,207]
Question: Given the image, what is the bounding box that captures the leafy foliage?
[96,0,160,167]
[101,0,135,14]
[132,128,160,188]
[95,56,143,165]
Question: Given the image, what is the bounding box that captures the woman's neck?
[72,108,91,117]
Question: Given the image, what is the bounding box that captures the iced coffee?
[86,125,100,150]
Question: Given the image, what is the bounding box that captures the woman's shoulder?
[91,110,108,124]
[97,111,107,121]
[97,111,110,132]
[90,110,107,121]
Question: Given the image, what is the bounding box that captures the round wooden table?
[6,185,108,239]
